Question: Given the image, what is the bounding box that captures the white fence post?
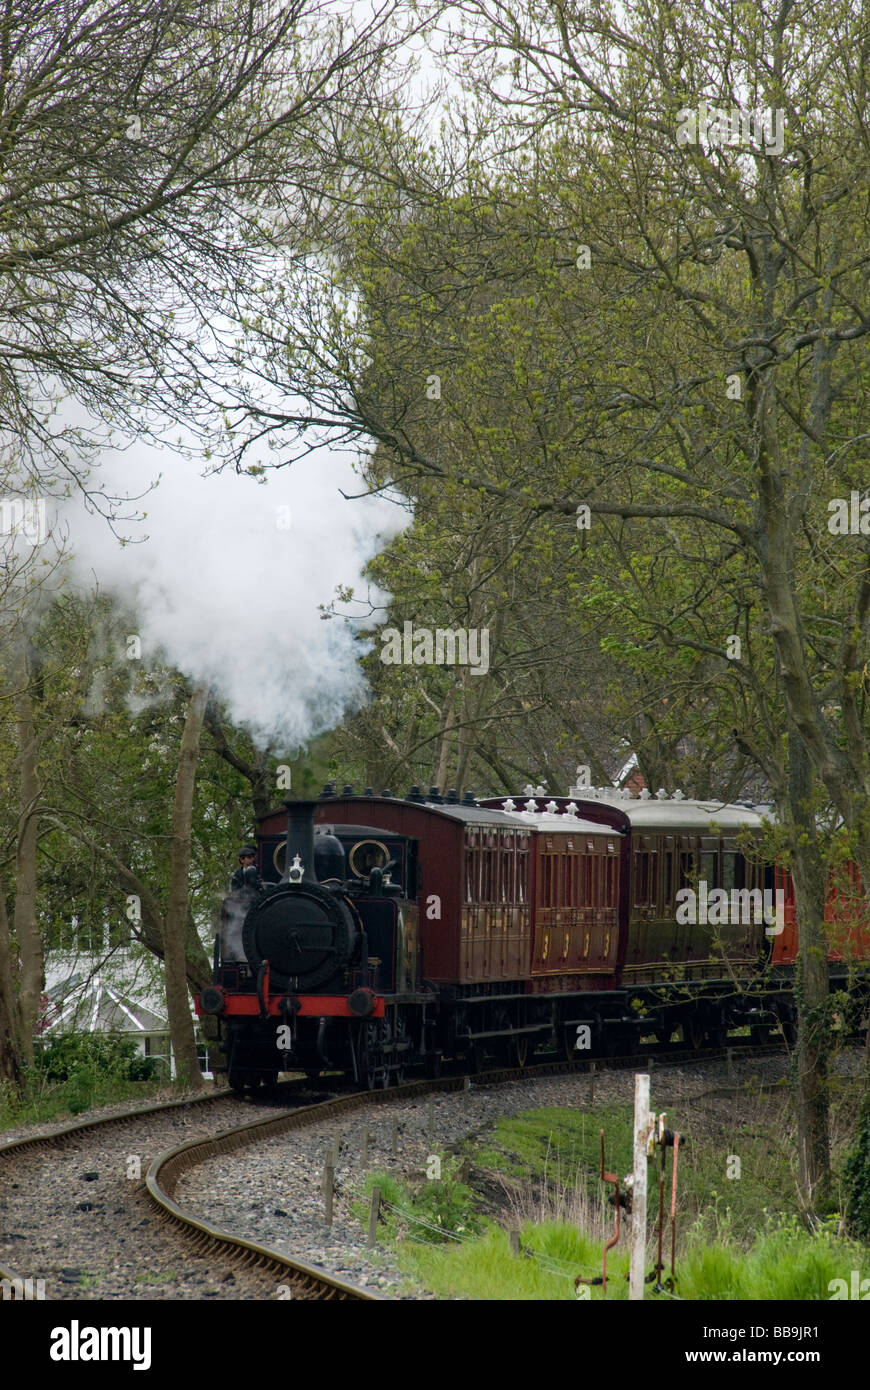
[630,1072,650,1301]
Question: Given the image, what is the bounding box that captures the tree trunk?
[787,728,832,1214]
[432,683,457,789]
[13,641,42,1063]
[0,873,24,1085]
[163,684,210,1089]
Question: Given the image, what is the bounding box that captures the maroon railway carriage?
[482,793,783,1046]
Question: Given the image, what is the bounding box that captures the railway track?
[0,1040,789,1302]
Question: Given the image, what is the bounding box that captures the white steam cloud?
[63,435,400,748]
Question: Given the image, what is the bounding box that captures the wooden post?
[630,1072,650,1301]
[391,1116,398,1158]
[332,1135,340,1165]
[509,1229,520,1256]
[367,1186,381,1248]
[323,1156,334,1225]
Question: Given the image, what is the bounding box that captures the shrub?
[35,1032,141,1082]
[843,1088,870,1242]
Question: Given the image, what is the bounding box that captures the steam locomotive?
[195,788,870,1092]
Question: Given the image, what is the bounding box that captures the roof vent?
[639,788,651,800]
[524,799,538,813]
[545,799,559,814]
[502,798,516,812]
[564,801,579,817]
[406,785,425,802]
[320,782,336,798]
[341,784,355,796]
[363,786,374,796]
[445,788,460,803]
[427,785,444,804]
[462,790,478,806]
[656,788,668,799]
[673,789,686,800]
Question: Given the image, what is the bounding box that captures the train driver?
[231,845,262,892]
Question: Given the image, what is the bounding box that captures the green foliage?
[477,1104,633,1184]
[400,1222,618,1300]
[843,1089,870,1241]
[676,1221,869,1301]
[353,1160,483,1244]
[390,1100,870,1298]
[398,1212,869,1302]
[0,1032,163,1126]
[34,1032,141,1082]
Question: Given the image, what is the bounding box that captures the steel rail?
[1,1040,789,1301]
[144,1040,791,1301]
[0,1080,298,1298]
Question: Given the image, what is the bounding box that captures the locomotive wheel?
[391,1017,409,1085]
[360,1020,389,1090]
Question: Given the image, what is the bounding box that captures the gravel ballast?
[174,1050,837,1299]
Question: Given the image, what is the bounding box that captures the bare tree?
[0,0,415,504]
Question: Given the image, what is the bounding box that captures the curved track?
[1,1041,788,1301]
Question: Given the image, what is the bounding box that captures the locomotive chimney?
[281,799,319,884]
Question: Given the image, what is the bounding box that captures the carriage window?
[569,854,580,904]
[605,856,617,907]
[582,856,592,906]
[555,854,566,907]
[635,850,649,906]
[663,850,674,909]
[465,847,475,903]
[514,834,528,900]
[483,846,496,903]
[679,850,697,889]
[722,851,745,893]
